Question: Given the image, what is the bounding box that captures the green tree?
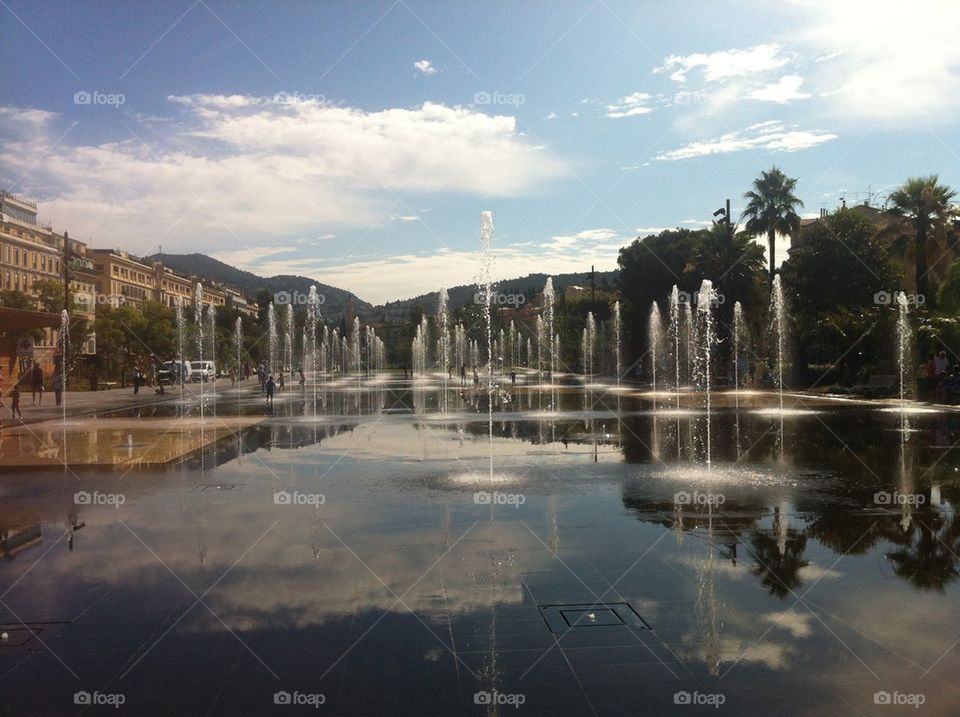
[741,167,804,282]
[887,175,957,305]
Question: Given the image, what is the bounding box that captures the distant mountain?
[149,253,372,318]
[378,270,618,313]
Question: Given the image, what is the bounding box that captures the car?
[159,360,191,385]
[189,360,216,382]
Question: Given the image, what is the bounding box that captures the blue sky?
[2,0,959,303]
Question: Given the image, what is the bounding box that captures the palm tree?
[741,167,804,283]
[887,175,957,303]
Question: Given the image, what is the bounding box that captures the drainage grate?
[191,483,247,492]
[538,603,650,634]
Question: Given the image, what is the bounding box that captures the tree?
[887,175,957,305]
[741,167,804,282]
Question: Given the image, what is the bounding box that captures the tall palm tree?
[741,167,804,283]
[887,175,957,303]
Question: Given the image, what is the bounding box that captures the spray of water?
[480,211,496,481]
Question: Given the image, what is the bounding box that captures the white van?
[190,360,216,382]
[160,360,192,384]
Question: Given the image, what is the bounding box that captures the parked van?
[159,360,192,385]
[190,360,216,382]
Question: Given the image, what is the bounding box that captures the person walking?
[265,375,276,407]
[133,366,141,395]
[53,368,63,406]
[510,370,516,386]
[11,383,23,423]
[460,365,466,386]
[472,367,479,386]
[298,365,305,389]
[30,364,44,406]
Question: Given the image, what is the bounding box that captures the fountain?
[195,283,204,418]
[669,286,681,410]
[614,300,622,387]
[544,278,555,386]
[896,291,911,409]
[207,304,216,401]
[479,211,495,481]
[285,304,294,384]
[585,311,596,382]
[769,275,786,412]
[694,280,716,467]
[234,316,243,386]
[649,301,662,393]
[175,298,185,402]
[267,302,277,377]
[732,301,746,390]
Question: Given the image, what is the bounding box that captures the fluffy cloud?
[606,92,653,118]
[655,43,789,83]
[413,59,437,75]
[748,75,811,104]
[654,121,837,161]
[0,97,566,254]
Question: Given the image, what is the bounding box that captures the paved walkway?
[0,378,260,428]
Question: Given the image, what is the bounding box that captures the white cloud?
[748,75,811,103]
[0,97,566,254]
[543,111,558,120]
[655,43,789,83]
[789,0,960,121]
[654,121,837,161]
[413,59,437,75]
[606,92,653,118]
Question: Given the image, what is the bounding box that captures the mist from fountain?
[479,211,496,481]
[649,301,663,394]
[694,280,716,467]
[769,275,786,412]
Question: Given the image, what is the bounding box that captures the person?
[460,365,466,386]
[935,351,950,402]
[53,368,63,406]
[10,383,23,423]
[510,370,516,386]
[473,367,479,386]
[265,375,276,406]
[30,364,44,406]
[298,365,305,389]
[133,366,141,395]
[279,373,285,391]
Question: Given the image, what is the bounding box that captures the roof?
[0,306,63,331]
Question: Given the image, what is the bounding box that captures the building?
[91,250,230,311]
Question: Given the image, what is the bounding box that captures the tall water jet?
[195,283,204,417]
[479,211,496,481]
[207,304,216,401]
[694,280,716,467]
[175,298,185,402]
[669,286,681,410]
[60,309,69,470]
[352,316,361,378]
[438,287,450,410]
[896,291,912,410]
[585,312,596,382]
[285,304,294,382]
[544,278,556,387]
[769,275,786,412]
[613,301,622,387]
[234,316,243,385]
[648,301,662,393]
[267,303,277,377]
[536,316,545,381]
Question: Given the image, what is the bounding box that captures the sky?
[2,0,960,304]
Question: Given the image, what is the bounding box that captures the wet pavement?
[1,372,959,715]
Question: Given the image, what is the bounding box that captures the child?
[11,384,23,423]
[265,375,276,407]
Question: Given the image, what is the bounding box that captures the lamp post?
[713,199,733,244]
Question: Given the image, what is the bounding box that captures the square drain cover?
[538,602,650,634]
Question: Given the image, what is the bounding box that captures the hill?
[149,253,372,318]
[378,270,618,313]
